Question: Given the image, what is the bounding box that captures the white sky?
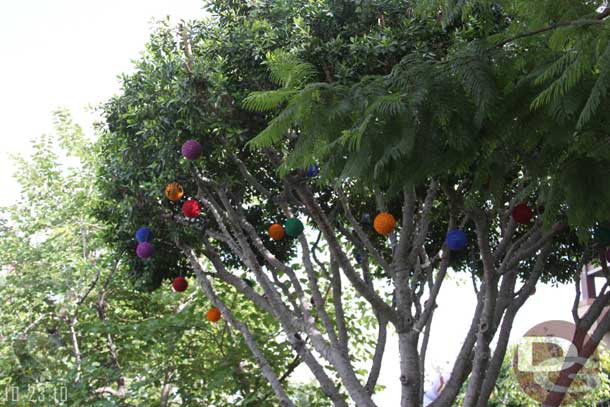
[0,1,578,405]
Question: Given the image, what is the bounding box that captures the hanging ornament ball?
[172,276,188,292]
[594,226,610,246]
[446,230,467,251]
[511,203,533,225]
[136,242,154,258]
[181,139,203,160]
[374,212,396,235]
[182,199,201,218]
[306,164,320,177]
[285,218,304,237]
[268,223,285,241]
[135,226,153,243]
[355,253,363,264]
[207,307,221,323]
[165,182,184,202]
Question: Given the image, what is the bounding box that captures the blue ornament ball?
[446,230,467,251]
[355,253,363,264]
[306,164,320,177]
[135,227,153,243]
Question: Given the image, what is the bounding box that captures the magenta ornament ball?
[136,242,154,258]
[181,139,203,160]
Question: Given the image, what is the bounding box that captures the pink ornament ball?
[181,139,202,160]
[136,242,154,258]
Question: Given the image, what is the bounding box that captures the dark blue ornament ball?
[135,227,153,243]
[446,230,467,251]
[306,164,320,177]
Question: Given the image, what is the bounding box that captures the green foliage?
[0,111,314,406]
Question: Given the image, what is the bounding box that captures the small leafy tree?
[0,111,319,406]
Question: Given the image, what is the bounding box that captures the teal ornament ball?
[285,218,304,237]
[594,226,610,246]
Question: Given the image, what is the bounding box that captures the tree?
[0,111,320,406]
[96,1,610,407]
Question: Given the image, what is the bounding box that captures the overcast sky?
[0,1,578,405]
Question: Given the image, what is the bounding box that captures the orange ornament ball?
[268,223,285,241]
[165,182,184,202]
[374,212,396,235]
[207,307,221,323]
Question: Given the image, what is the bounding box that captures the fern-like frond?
[242,89,298,112]
[531,51,590,110]
[266,50,317,89]
[577,42,610,129]
[247,103,297,148]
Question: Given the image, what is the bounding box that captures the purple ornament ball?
[136,242,154,258]
[181,139,203,160]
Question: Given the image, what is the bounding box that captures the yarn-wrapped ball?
[594,226,610,247]
[268,224,285,241]
[446,230,467,251]
[181,139,203,160]
[374,212,396,235]
[207,307,221,323]
[172,277,188,292]
[285,218,304,237]
[306,164,320,177]
[182,199,201,218]
[136,242,154,258]
[135,227,153,243]
[511,203,533,225]
[165,182,184,202]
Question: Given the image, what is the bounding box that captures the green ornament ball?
[285,218,304,237]
[594,226,610,246]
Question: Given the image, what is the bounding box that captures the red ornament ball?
[181,139,202,160]
[511,203,533,225]
[172,277,188,292]
[207,307,221,323]
[182,199,201,218]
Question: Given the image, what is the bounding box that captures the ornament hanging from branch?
[181,139,203,160]
[306,164,320,177]
[446,230,467,251]
[285,218,304,237]
[207,307,221,323]
[136,242,154,258]
[135,226,153,243]
[172,276,188,292]
[182,199,201,218]
[374,212,396,235]
[268,223,285,241]
[511,203,533,225]
[165,182,184,201]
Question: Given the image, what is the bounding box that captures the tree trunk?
[399,331,421,407]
